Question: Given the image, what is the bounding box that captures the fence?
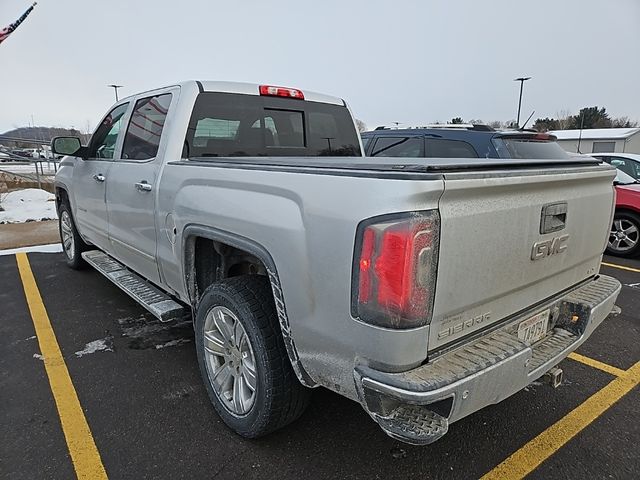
[0,135,61,191]
[0,156,59,193]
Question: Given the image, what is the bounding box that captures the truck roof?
[120,80,345,107]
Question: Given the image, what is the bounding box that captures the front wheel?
[195,275,310,438]
[58,202,89,269]
[607,211,640,257]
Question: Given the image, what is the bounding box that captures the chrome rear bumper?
[354,274,621,445]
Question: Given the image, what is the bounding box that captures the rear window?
[184,92,361,158]
[494,136,570,159]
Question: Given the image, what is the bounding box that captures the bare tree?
[611,116,639,128]
[355,119,367,133]
[554,110,573,130]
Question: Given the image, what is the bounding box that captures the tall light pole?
[108,84,123,102]
[514,77,532,128]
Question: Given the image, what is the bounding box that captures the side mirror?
[51,137,83,157]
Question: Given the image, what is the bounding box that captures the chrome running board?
[82,250,188,322]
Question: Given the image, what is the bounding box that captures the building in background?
[550,127,640,154]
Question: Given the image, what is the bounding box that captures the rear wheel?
[195,275,311,438]
[58,202,89,269]
[607,211,640,257]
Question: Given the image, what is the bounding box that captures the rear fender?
[182,224,316,387]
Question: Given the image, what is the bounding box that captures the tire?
[607,211,640,257]
[58,202,89,269]
[195,275,311,438]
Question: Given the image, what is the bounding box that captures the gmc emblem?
[531,234,569,261]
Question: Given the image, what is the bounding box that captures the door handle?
[135,181,152,192]
[93,173,106,182]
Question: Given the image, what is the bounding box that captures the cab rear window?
[184,92,361,158]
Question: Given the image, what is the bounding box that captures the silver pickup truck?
[52,81,621,445]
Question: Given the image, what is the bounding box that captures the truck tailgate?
[429,165,616,351]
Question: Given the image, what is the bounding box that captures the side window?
[370,136,424,157]
[610,157,638,179]
[361,136,372,153]
[426,139,478,158]
[592,141,616,153]
[122,93,172,161]
[88,103,129,159]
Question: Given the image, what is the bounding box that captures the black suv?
[361,125,571,160]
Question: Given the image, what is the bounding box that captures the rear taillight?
[353,211,440,329]
[259,85,305,100]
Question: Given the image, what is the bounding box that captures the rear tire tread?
[197,275,310,438]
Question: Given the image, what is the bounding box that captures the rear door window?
[425,138,478,158]
[370,136,424,157]
[184,92,360,157]
[122,93,172,160]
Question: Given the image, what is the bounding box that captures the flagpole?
[0,2,38,45]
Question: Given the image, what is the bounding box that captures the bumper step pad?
[81,250,188,322]
[374,405,448,445]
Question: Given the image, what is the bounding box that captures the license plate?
[517,309,550,344]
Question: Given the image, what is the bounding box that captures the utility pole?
[514,77,532,128]
[108,84,123,102]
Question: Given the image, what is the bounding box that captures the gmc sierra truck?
[52,81,621,445]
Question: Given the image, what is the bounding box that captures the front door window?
[88,103,129,159]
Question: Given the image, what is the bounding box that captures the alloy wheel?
[60,210,75,260]
[609,218,639,253]
[203,306,257,416]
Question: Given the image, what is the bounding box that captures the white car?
[588,152,640,181]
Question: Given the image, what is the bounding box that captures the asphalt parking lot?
[1,252,639,479]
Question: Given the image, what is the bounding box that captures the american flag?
[0,3,37,45]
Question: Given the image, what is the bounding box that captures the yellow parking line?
[601,262,640,273]
[568,352,626,377]
[481,361,640,480]
[16,253,108,480]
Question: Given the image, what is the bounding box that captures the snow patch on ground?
[155,338,191,349]
[0,242,62,256]
[33,353,44,361]
[75,337,114,357]
[0,188,58,224]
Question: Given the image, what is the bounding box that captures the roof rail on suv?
[373,124,494,132]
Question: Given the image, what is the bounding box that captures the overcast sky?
[1,0,639,133]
